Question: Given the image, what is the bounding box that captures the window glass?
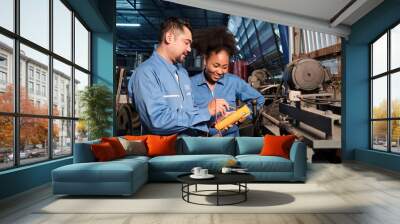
[0,0,14,31]
[75,120,88,143]
[371,27,400,153]
[391,120,400,153]
[391,72,400,118]
[259,23,273,55]
[391,24,400,70]
[0,116,13,170]
[74,18,89,70]
[372,121,388,151]
[53,0,72,60]
[53,59,72,117]
[53,119,72,158]
[244,18,251,28]
[19,117,49,165]
[0,35,14,112]
[238,24,244,37]
[246,21,255,37]
[20,44,49,115]
[20,0,49,49]
[74,69,89,118]
[0,0,92,169]
[28,81,33,94]
[372,33,387,76]
[249,34,259,58]
[372,76,387,119]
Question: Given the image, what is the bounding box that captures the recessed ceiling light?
[116,23,141,27]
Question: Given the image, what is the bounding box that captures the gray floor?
[1,162,400,224]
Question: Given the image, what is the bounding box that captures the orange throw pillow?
[146,134,177,157]
[101,137,126,158]
[91,142,117,161]
[260,135,296,159]
[124,135,148,141]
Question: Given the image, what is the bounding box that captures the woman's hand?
[208,99,229,116]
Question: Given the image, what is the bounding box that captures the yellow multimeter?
[215,105,251,131]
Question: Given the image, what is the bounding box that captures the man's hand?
[208,99,230,116]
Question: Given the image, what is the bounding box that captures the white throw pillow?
[118,137,147,156]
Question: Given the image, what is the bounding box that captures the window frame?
[0,0,92,171]
[370,19,400,154]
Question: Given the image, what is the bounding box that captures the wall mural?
[115,8,343,162]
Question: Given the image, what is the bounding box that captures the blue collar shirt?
[128,51,210,135]
[191,71,265,136]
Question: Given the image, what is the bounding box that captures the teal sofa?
[52,137,307,196]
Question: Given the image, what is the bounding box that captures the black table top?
[177,172,255,185]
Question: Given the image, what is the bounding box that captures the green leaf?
[79,84,113,140]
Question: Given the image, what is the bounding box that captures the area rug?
[37,183,361,214]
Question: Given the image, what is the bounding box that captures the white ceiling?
[164,0,384,37]
[225,0,352,22]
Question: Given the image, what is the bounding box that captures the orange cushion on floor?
[146,134,177,157]
[91,142,118,162]
[260,135,296,159]
[101,137,126,158]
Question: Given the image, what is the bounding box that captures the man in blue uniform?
[128,17,229,135]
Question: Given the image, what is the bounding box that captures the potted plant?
[79,84,113,140]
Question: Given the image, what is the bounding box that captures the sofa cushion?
[260,135,296,159]
[146,134,177,157]
[148,154,235,172]
[91,142,118,161]
[115,155,150,164]
[73,140,100,163]
[124,135,149,141]
[101,137,127,158]
[236,155,293,172]
[177,137,235,155]
[118,137,147,156]
[235,137,263,155]
[52,159,147,183]
[53,163,133,183]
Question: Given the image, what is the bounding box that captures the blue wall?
[92,31,116,135]
[0,158,72,199]
[343,0,400,171]
[0,0,116,200]
[91,0,116,135]
[68,0,116,135]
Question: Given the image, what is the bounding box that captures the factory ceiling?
[116,0,228,54]
[165,0,384,37]
[117,0,384,54]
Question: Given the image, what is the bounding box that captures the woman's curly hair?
[192,27,238,57]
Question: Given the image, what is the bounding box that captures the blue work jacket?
[128,51,210,135]
[190,72,265,136]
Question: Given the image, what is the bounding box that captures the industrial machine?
[254,58,341,162]
[115,67,141,135]
[283,58,332,92]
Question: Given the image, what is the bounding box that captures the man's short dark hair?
[158,17,192,43]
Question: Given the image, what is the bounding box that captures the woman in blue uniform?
[191,27,265,136]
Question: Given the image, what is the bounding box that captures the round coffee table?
[177,172,255,206]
